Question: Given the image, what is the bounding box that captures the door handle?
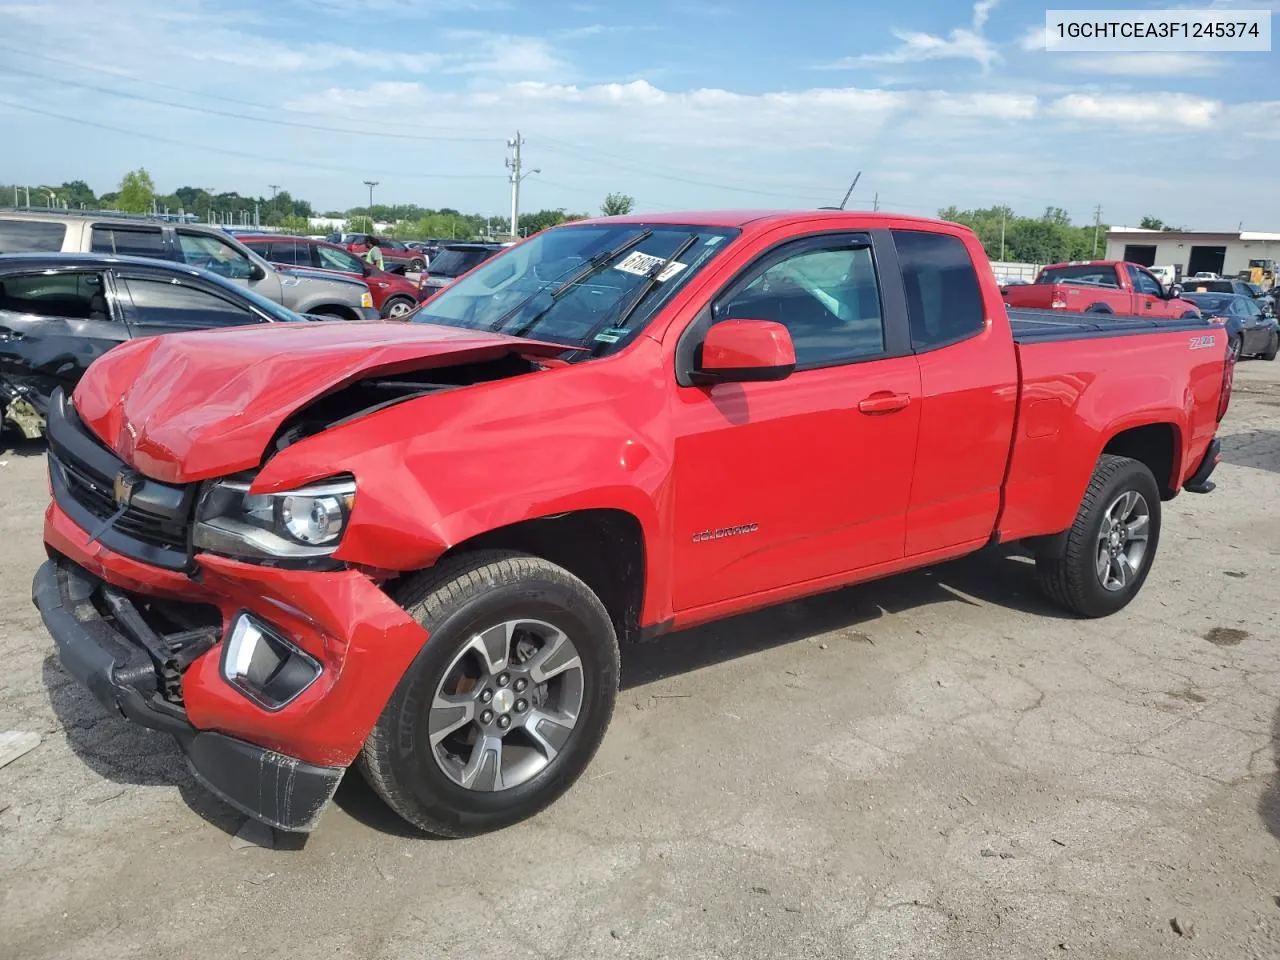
[858,392,911,415]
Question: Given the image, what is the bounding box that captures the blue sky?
[1,0,1277,228]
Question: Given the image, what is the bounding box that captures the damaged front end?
[33,321,567,831]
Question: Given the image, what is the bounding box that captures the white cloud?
[1053,53,1224,77]
[1050,92,1220,127]
[853,0,1003,73]
[1018,25,1045,51]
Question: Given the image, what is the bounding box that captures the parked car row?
[0,253,322,437]
[0,212,379,321]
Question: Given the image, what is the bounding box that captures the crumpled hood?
[72,321,563,483]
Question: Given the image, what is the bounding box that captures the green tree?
[278,214,312,234]
[1138,215,1165,230]
[601,192,635,217]
[115,168,157,213]
[520,208,590,235]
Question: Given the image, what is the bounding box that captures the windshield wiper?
[594,233,699,345]
[497,229,655,340]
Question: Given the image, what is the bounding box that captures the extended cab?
[1002,259,1203,319]
[32,212,1233,838]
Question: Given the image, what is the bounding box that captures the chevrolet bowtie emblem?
[113,469,141,508]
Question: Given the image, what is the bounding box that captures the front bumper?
[33,558,343,831]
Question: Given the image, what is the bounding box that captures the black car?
[1180,292,1278,361]
[1,253,310,438]
[418,242,506,294]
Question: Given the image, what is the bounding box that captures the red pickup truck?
[33,211,1232,838]
[1003,260,1202,319]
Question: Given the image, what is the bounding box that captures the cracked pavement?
[2,360,1279,959]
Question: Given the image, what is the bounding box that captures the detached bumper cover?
[33,558,343,832]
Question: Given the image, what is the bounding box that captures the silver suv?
[0,211,379,321]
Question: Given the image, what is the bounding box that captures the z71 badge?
[1188,334,1218,350]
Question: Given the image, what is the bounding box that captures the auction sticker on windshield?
[614,250,688,282]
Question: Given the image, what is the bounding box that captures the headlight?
[193,474,356,561]
[360,291,374,308]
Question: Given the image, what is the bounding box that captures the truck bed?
[1008,308,1211,343]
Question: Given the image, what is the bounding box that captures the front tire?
[381,295,416,319]
[409,259,425,273]
[359,550,620,837]
[1035,454,1162,618]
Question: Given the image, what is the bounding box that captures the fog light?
[221,612,321,710]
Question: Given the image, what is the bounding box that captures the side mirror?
[1167,283,1183,299]
[249,262,267,282]
[692,319,796,385]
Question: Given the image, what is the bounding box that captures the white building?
[1105,226,1280,281]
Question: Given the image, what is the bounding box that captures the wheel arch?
[388,508,648,644]
[304,303,360,321]
[1100,421,1182,500]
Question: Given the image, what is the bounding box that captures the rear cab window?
[1036,264,1120,288]
[0,219,68,252]
[892,230,985,351]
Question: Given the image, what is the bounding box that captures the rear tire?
[409,259,425,273]
[1035,455,1161,618]
[359,550,620,837]
[1180,310,1200,319]
[1261,331,1278,362]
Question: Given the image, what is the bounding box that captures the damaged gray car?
[0,253,313,438]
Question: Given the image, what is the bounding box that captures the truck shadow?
[39,654,307,847]
[1219,427,1280,476]
[0,429,46,458]
[1260,705,1280,844]
[621,544,1064,690]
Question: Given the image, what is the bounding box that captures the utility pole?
[506,131,524,237]
[363,180,378,227]
[872,192,880,212]
[1000,208,1006,261]
[504,132,542,238]
[1092,203,1103,257]
[23,186,30,207]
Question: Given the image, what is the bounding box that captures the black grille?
[45,389,194,570]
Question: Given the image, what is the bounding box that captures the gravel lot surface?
[2,360,1278,960]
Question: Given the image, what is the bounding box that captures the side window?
[0,219,67,252]
[317,244,363,273]
[120,277,257,328]
[1127,265,1163,296]
[892,230,984,350]
[0,272,111,320]
[266,242,300,265]
[91,226,165,259]
[717,243,885,367]
[175,232,254,280]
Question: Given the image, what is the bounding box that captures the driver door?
[669,232,922,614]
[1127,264,1169,315]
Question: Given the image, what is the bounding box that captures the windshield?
[1037,265,1118,287]
[409,223,738,356]
[429,248,494,278]
[1182,294,1231,315]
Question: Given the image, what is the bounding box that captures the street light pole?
[363,180,378,230]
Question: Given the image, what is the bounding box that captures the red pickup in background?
[1003,260,1203,319]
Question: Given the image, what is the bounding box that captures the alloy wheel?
[428,619,584,792]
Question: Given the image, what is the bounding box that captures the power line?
[0,44,844,203]
[0,42,481,134]
[0,98,505,181]
[0,64,496,143]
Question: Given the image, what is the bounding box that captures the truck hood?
[71,321,564,484]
